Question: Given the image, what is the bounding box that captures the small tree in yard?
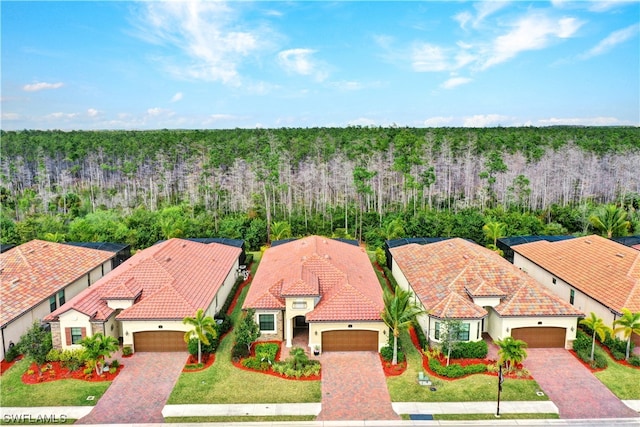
[80,333,119,376]
[183,308,217,364]
[236,308,261,353]
[439,319,463,367]
[580,312,613,362]
[494,336,528,371]
[20,322,52,377]
[613,308,640,360]
[381,285,426,365]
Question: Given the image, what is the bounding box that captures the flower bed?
[232,342,321,381]
[380,354,407,376]
[1,356,21,375]
[183,354,216,372]
[21,361,122,384]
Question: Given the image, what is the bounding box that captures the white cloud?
[277,48,329,82]
[442,77,473,89]
[587,0,637,12]
[347,117,378,127]
[423,116,454,127]
[536,116,630,126]
[133,2,272,85]
[411,43,450,72]
[23,82,64,92]
[481,15,583,69]
[580,23,639,59]
[146,107,174,118]
[45,112,79,120]
[171,92,183,102]
[463,114,510,127]
[87,108,99,117]
[456,1,510,30]
[1,112,21,120]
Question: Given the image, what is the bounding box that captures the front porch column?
[285,316,292,347]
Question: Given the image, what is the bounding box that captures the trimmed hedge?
[380,345,405,363]
[412,322,428,350]
[443,340,488,359]
[428,357,487,378]
[629,356,640,367]
[217,276,246,318]
[576,347,608,369]
[232,342,249,359]
[572,329,591,352]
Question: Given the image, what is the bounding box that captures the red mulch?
[226,263,253,316]
[374,262,394,293]
[569,350,606,373]
[21,361,122,384]
[232,341,321,381]
[600,345,640,370]
[1,356,21,375]
[379,354,407,376]
[182,353,216,372]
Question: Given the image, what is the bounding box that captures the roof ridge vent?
[615,253,625,258]
[585,240,592,244]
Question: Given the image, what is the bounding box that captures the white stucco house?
[243,236,387,353]
[389,238,584,349]
[45,238,242,353]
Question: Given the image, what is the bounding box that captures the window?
[434,321,441,340]
[57,289,65,306]
[292,301,307,309]
[258,314,276,333]
[49,296,57,312]
[570,289,575,305]
[458,323,470,341]
[71,327,83,344]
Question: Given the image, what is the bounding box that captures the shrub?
[573,330,591,352]
[428,357,487,378]
[4,344,20,363]
[241,357,271,371]
[577,347,608,369]
[109,367,117,375]
[122,346,133,356]
[83,367,93,375]
[215,314,232,336]
[218,277,245,317]
[244,254,254,266]
[187,333,220,357]
[46,348,62,362]
[446,340,488,359]
[380,345,405,363]
[611,349,626,361]
[603,335,632,355]
[412,322,428,350]
[628,356,640,367]
[110,359,120,368]
[232,342,249,359]
[58,348,87,372]
[255,343,278,363]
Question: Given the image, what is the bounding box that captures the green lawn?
[167,253,321,404]
[399,413,559,421]
[594,351,640,400]
[0,359,111,407]
[387,330,547,402]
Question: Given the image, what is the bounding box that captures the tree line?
[1,127,638,250]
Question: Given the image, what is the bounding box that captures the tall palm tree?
[269,221,292,242]
[383,218,405,241]
[494,336,528,371]
[80,333,120,376]
[613,308,640,360]
[580,312,613,362]
[381,285,426,365]
[482,221,507,251]
[589,204,630,238]
[183,308,217,364]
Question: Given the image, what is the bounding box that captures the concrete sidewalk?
[162,403,322,417]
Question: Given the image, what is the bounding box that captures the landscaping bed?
[21,361,122,384]
[233,342,321,381]
[183,354,216,373]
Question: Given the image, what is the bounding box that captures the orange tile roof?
[390,238,582,319]
[0,240,115,327]
[45,239,241,322]
[513,235,640,313]
[243,236,384,321]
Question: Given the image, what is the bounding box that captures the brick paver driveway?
[316,352,399,421]
[78,352,187,424]
[525,349,638,419]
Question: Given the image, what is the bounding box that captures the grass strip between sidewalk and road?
[400,413,559,421]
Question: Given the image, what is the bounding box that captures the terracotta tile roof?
[0,240,115,327]
[243,236,383,321]
[45,239,241,322]
[513,235,640,313]
[390,238,583,318]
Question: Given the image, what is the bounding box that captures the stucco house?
[389,238,583,349]
[46,238,242,353]
[243,236,387,353]
[0,240,117,360]
[512,234,640,347]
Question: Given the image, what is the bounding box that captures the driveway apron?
[524,348,638,419]
[316,352,399,421]
[78,352,187,424]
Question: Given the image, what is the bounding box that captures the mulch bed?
[182,353,216,372]
[226,264,253,316]
[21,361,122,384]
[380,354,407,376]
[232,341,321,381]
[600,345,640,370]
[0,356,21,375]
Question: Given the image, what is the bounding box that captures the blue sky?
[2,1,639,130]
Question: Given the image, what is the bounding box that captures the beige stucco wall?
[209,261,240,316]
[57,310,92,350]
[487,308,578,349]
[514,253,618,333]
[283,297,316,347]
[308,321,388,352]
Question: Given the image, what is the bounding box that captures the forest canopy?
[1,126,639,250]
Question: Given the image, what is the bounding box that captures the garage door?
[133,331,187,352]
[511,327,566,348]
[322,330,378,351]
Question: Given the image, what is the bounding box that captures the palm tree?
[589,204,630,238]
[183,308,217,364]
[269,221,292,242]
[381,285,426,365]
[383,218,405,241]
[80,333,120,376]
[482,221,507,252]
[494,336,528,371]
[613,308,640,360]
[580,312,613,362]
